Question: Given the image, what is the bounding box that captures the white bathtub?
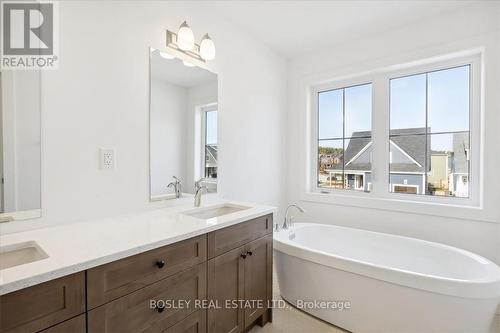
[274,223,500,333]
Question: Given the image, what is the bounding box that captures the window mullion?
[371,75,390,196]
[342,88,346,189]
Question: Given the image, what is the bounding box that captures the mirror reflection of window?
[204,108,218,180]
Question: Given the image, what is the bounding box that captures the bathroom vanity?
[0,201,275,333]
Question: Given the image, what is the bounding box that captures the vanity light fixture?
[159,51,175,60]
[183,60,195,67]
[166,22,216,62]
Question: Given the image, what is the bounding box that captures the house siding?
[390,173,424,194]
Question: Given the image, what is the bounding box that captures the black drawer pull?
[247,251,253,256]
[156,260,166,269]
[240,253,247,259]
[156,304,165,313]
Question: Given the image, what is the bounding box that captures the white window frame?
[305,51,483,220]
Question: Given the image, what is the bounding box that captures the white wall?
[286,3,500,264]
[185,81,218,192]
[150,79,187,197]
[0,0,287,233]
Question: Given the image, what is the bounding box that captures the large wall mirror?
[149,48,218,201]
[0,70,42,222]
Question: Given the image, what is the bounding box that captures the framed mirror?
[0,70,42,222]
[149,48,218,201]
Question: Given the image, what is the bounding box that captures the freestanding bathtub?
[274,223,500,333]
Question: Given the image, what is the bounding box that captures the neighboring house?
[449,132,470,198]
[319,153,343,169]
[205,144,218,179]
[428,153,449,194]
[319,129,469,196]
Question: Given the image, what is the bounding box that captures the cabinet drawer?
[208,214,272,259]
[40,315,85,333]
[88,263,207,333]
[0,273,85,333]
[163,310,206,333]
[87,234,207,309]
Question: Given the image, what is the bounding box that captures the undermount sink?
[0,241,48,270]
[182,203,250,220]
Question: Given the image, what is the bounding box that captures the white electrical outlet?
[100,148,115,169]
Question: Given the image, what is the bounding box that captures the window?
[389,65,470,198]
[309,53,480,213]
[317,83,372,192]
[203,108,218,180]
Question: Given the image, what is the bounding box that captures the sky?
[206,110,218,145]
[318,65,470,152]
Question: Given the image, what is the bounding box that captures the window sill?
[300,190,497,224]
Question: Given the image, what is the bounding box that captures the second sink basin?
[0,241,49,270]
[182,203,250,220]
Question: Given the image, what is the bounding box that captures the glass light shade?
[159,51,174,60]
[200,34,216,60]
[183,60,195,67]
[177,21,195,51]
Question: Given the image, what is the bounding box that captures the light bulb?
[177,21,194,51]
[200,34,216,60]
[159,51,174,60]
[183,60,195,67]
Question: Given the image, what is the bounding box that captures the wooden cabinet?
[88,263,206,333]
[0,273,85,333]
[39,315,86,333]
[0,213,273,333]
[207,232,273,333]
[87,235,207,309]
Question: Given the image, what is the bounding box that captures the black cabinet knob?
[156,305,165,313]
[247,251,253,256]
[156,260,166,268]
[240,253,247,259]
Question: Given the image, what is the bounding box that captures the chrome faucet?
[280,203,306,231]
[194,178,208,207]
[167,176,182,198]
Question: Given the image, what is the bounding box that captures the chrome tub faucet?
[279,203,306,231]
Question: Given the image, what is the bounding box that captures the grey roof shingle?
[325,128,429,173]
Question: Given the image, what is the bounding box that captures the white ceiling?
[151,50,217,88]
[212,1,472,58]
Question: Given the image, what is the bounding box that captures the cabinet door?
[207,246,245,333]
[243,235,273,327]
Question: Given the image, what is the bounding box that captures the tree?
[318,147,344,155]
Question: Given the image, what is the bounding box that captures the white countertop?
[0,199,276,295]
